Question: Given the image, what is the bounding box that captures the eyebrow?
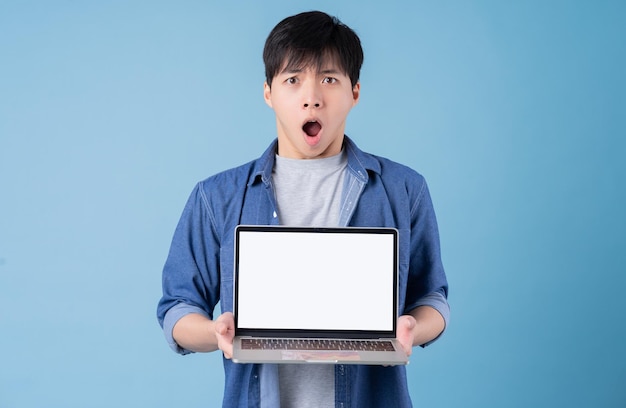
[279,67,342,75]
[280,67,303,75]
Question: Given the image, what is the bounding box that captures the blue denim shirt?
[157,136,449,408]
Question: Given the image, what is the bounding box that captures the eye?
[285,77,298,85]
[322,77,337,84]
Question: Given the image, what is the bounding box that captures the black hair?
[263,11,364,88]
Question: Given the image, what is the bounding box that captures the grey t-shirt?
[272,150,347,227]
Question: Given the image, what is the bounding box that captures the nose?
[302,82,322,109]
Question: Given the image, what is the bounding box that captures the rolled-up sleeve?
[162,303,210,354]
[412,289,450,347]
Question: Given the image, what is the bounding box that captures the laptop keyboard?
[241,338,396,352]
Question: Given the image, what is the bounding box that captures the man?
[157,10,449,407]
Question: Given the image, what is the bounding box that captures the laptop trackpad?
[281,350,360,362]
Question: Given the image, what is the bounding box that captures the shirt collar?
[248,136,381,187]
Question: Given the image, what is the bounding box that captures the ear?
[263,81,273,108]
[352,82,361,106]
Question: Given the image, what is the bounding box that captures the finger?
[220,339,234,359]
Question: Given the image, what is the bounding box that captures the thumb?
[215,317,229,335]
[402,314,416,330]
[215,320,225,335]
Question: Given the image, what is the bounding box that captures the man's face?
[264,59,360,159]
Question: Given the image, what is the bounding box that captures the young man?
[157,11,449,407]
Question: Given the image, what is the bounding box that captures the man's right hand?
[215,312,235,359]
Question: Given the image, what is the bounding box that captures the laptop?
[231,225,408,365]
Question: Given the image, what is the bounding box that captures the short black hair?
[263,11,364,88]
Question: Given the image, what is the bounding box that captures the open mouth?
[303,120,322,137]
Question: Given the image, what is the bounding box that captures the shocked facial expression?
[264,61,360,159]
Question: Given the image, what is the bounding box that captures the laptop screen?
[234,226,398,335]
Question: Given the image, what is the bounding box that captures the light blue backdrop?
[1,1,624,407]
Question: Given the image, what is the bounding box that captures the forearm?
[408,305,445,347]
[172,313,219,353]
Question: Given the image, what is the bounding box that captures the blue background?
[1,1,624,407]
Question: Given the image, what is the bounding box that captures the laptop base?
[232,337,409,365]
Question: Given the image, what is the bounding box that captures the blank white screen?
[236,230,395,331]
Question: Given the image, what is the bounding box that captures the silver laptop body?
[231,225,408,365]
